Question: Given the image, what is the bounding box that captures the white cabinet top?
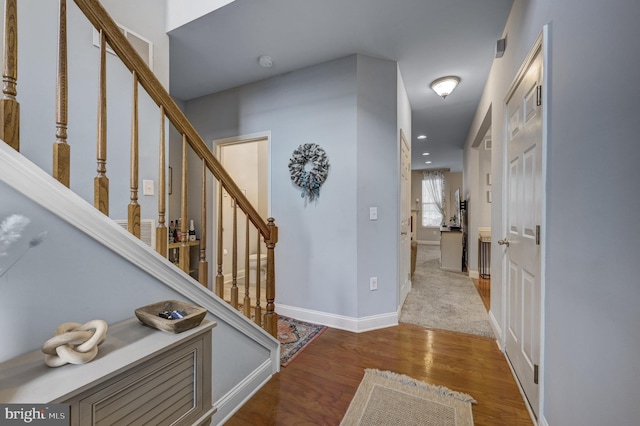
[0,318,215,403]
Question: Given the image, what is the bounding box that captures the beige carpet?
[341,369,476,426]
[400,244,494,337]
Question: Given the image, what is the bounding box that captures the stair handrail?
[72,0,271,241]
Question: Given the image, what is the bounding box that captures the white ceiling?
[168,0,513,171]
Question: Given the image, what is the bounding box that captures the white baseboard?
[276,304,398,333]
[213,359,274,425]
[504,354,539,426]
[538,416,549,426]
[489,310,502,344]
[468,270,479,279]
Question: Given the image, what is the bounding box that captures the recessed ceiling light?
[258,55,273,68]
[417,135,427,140]
[422,152,430,156]
[425,161,432,164]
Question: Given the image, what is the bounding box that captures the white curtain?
[422,171,445,223]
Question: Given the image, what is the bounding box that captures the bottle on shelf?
[169,220,175,243]
[176,218,182,242]
[189,220,196,241]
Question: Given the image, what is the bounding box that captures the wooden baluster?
[0,0,19,151]
[128,72,140,238]
[264,217,278,337]
[155,106,167,257]
[94,30,109,215]
[254,232,262,327]
[215,183,224,297]
[243,215,251,318]
[53,0,69,186]
[180,134,189,275]
[198,159,208,288]
[231,199,238,309]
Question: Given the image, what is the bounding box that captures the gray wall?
[463,0,640,423]
[185,54,401,320]
[355,55,399,317]
[6,0,169,223]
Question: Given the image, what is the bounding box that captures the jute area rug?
[400,244,494,338]
[341,369,476,426]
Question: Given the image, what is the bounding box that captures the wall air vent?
[115,219,156,250]
[92,24,153,70]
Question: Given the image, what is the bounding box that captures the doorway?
[216,134,270,291]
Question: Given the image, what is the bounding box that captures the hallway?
[227,323,533,425]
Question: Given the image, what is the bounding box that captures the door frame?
[398,129,412,309]
[501,25,549,420]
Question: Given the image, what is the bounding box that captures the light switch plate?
[143,179,154,196]
[369,207,378,220]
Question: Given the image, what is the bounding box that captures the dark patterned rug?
[278,315,327,367]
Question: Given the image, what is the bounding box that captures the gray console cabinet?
[0,318,216,426]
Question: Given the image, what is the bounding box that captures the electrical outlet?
[369,207,378,220]
[370,276,378,291]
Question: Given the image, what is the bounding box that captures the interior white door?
[399,131,412,306]
[503,43,543,416]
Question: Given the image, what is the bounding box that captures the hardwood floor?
[227,323,532,426]
[473,276,491,312]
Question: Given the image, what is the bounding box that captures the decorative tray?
[135,300,206,334]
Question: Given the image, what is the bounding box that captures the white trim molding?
[276,304,398,333]
[213,359,273,425]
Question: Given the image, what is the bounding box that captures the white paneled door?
[503,38,544,417]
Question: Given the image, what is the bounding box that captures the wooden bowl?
[135,300,207,333]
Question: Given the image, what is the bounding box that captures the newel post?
[263,217,278,338]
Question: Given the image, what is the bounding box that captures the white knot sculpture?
[41,320,108,367]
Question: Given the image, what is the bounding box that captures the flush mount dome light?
[430,76,460,99]
[417,135,427,140]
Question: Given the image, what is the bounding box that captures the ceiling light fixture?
[430,76,460,99]
[425,161,432,164]
[422,152,430,156]
[417,135,427,140]
[258,55,273,68]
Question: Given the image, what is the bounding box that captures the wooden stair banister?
[155,106,168,257]
[94,29,109,216]
[53,0,69,187]
[199,160,208,288]
[72,0,269,239]
[0,0,19,151]
[3,0,278,338]
[128,72,141,238]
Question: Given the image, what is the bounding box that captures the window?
[422,174,444,227]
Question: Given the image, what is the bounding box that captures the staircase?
[0,0,278,336]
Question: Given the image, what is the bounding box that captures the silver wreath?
[288,143,330,200]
